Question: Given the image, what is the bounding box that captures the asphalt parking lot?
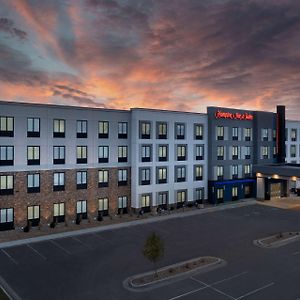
[1,204,300,300]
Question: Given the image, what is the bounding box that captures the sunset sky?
[1,0,300,118]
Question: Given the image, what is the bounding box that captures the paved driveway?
[1,204,300,300]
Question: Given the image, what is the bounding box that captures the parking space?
[1,204,300,299]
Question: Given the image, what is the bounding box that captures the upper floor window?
[157,167,167,184]
[217,146,224,160]
[140,168,151,185]
[53,146,65,165]
[77,120,87,138]
[245,146,251,159]
[273,129,276,141]
[0,175,13,195]
[232,146,239,160]
[175,166,186,182]
[195,145,204,160]
[157,122,167,139]
[98,169,109,187]
[118,169,128,186]
[27,118,40,137]
[98,146,109,163]
[98,121,109,138]
[291,129,297,142]
[27,146,40,165]
[140,121,151,139]
[290,145,297,158]
[118,122,128,139]
[27,173,40,193]
[53,119,65,138]
[175,123,185,139]
[194,124,203,140]
[0,116,14,137]
[217,166,224,180]
[53,172,65,191]
[217,126,224,140]
[244,164,251,177]
[158,145,168,162]
[0,146,14,166]
[76,146,87,164]
[118,146,128,163]
[141,145,151,162]
[261,128,268,141]
[232,127,238,140]
[176,145,187,161]
[194,165,203,181]
[77,171,87,189]
[244,128,252,141]
[232,165,238,179]
[261,146,269,159]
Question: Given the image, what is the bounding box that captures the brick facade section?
[0,167,131,227]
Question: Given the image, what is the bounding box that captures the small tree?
[143,232,164,277]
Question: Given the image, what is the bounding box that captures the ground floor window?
[54,203,65,223]
[244,184,252,198]
[195,188,204,204]
[216,188,224,202]
[118,196,128,214]
[27,205,40,226]
[76,200,87,220]
[232,186,238,200]
[157,191,168,209]
[98,197,109,216]
[0,208,14,231]
[141,194,151,213]
[176,190,187,208]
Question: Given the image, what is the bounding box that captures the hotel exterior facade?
[0,101,299,231]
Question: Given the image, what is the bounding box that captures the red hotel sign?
[215,110,253,121]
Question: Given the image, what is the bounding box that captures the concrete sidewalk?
[257,197,300,210]
[0,199,256,249]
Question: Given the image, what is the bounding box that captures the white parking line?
[1,249,18,265]
[50,240,71,255]
[236,282,275,300]
[72,237,93,250]
[26,244,47,260]
[210,271,249,286]
[292,250,300,255]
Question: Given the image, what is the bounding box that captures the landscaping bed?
[129,256,222,288]
[254,231,300,248]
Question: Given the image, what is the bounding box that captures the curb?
[0,275,22,300]
[254,232,300,248]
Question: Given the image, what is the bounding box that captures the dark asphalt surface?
[1,204,300,300]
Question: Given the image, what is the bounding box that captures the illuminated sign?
[215,110,253,121]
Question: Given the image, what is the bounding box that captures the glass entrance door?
[270,183,281,199]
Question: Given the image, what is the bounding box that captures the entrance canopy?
[253,163,300,179]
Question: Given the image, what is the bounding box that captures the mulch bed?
[258,231,300,246]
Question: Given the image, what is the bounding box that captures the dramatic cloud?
[0,0,300,118]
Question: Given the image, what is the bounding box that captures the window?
[141,145,151,162]
[217,146,224,160]
[291,129,297,142]
[273,146,277,158]
[217,166,224,180]
[98,170,109,187]
[157,167,167,184]
[177,145,186,161]
[27,205,40,226]
[76,200,87,219]
[0,116,14,137]
[232,127,238,140]
[245,146,251,159]
[175,166,186,182]
[53,119,65,138]
[157,122,167,139]
[194,165,203,181]
[140,168,151,185]
[77,171,87,189]
[118,146,128,162]
[261,128,268,141]
[98,121,109,138]
[98,146,109,163]
[157,192,168,208]
[232,186,238,200]
[140,121,151,139]
[99,197,109,216]
[0,175,13,195]
[175,123,185,139]
[53,203,65,223]
[273,129,276,141]
[232,146,239,160]
[244,128,252,141]
[0,208,14,231]
[177,190,186,207]
[244,164,251,177]
[195,188,204,203]
[0,146,13,166]
[118,169,128,186]
[290,145,297,158]
[217,126,224,140]
[53,146,65,164]
[27,146,40,165]
[27,173,40,193]
[194,124,203,140]
[158,145,168,161]
[77,120,87,138]
[118,122,128,139]
[53,172,65,191]
[261,146,269,159]
[217,188,224,201]
[77,146,87,164]
[118,196,128,214]
[141,194,151,212]
[195,145,204,160]
[27,118,40,137]
[232,165,238,179]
